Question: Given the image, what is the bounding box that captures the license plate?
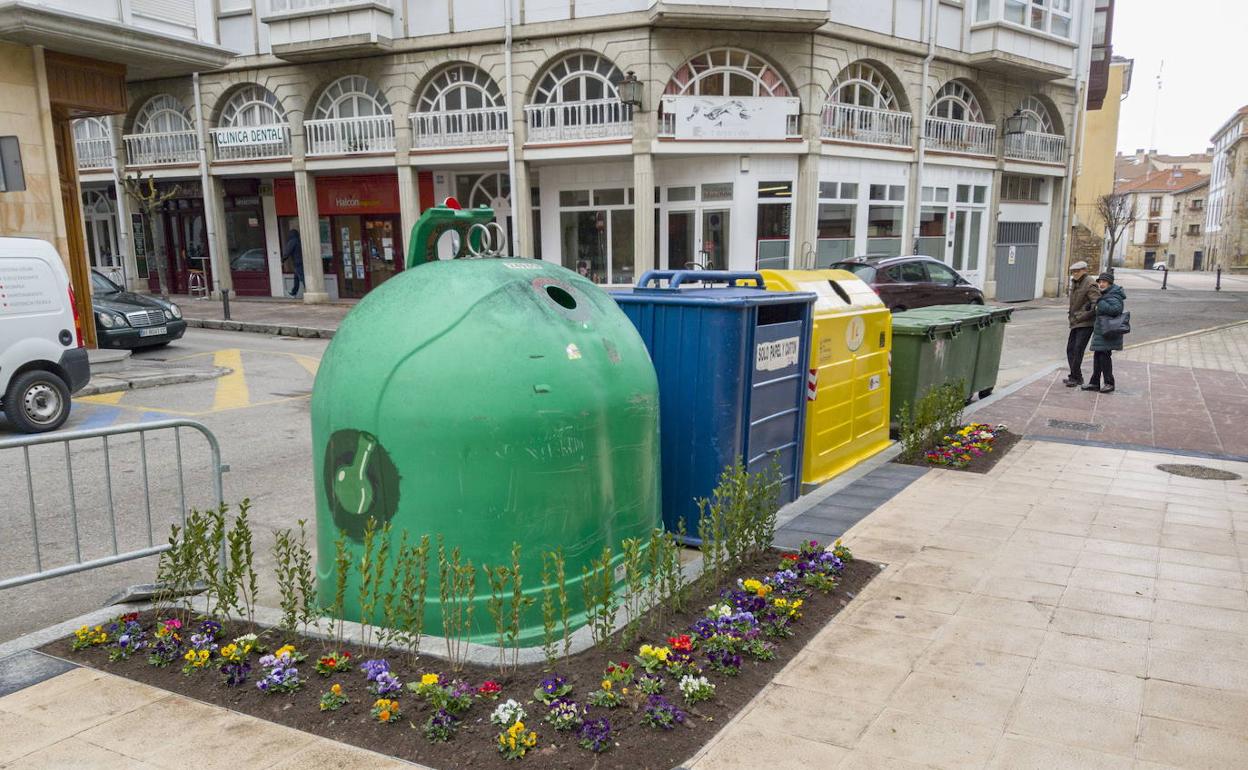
[139,326,167,337]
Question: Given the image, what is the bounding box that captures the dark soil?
[42,553,878,770]
[897,429,1021,475]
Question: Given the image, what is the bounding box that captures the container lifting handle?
[636,270,766,289]
[466,221,509,258]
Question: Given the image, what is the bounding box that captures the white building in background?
[73,0,1096,302]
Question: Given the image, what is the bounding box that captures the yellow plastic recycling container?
[759,269,892,487]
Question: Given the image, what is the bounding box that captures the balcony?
[648,0,829,32]
[524,99,632,144]
[123,131,199,166]
[411,107,509,150]
[305,115,395,156]
[208,124,292,162]
[263,0,394,63]
[1004,130,1067,164]
[75,136,113,171]
[821,104,912,148]
[924,117,997,157]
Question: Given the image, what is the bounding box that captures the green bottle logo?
[323,428,400,540]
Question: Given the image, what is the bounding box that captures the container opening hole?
[758,304,803,325]
[828,280,852,305]
[546,285,577,310]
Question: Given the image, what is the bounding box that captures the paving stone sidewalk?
[177,295,355,337]
[690,440,1248,769]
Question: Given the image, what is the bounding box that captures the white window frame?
[664,48,792,97]
[532,52,624,105]
[930,81,986,122]
[556,186,636,285]
[219,85,286,128]
[135,94,194,134]
[417,64,503,113]
[828,62,900,110]
[312,76,391,120]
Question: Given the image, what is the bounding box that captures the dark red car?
[830,255,984,312]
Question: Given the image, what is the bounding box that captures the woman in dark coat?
[1082,272,1126,393]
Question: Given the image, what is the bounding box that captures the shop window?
[667,186,695,202]
[816,203,855,266]
[560,189,590,207]
[594,188,625,206]
[1002,175,1044,202]
[701,182,733,202]
[757,181,792,269]
[558,185,634,284]
[866,204,903,257]
[916,206,947,259]
[758,181,793,200]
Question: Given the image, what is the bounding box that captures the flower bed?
[45,540,876,770]
[903,422,1018,474]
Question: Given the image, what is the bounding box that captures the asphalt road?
[0,330,327,643]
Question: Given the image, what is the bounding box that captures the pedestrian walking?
[1063,260,1100,387]
[1082,272,1127,393]
[284,228,304,297]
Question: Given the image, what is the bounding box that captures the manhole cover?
[1047,419,1103,432]
[1156,464,1241,481]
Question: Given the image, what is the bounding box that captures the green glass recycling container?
[311,257,662,647]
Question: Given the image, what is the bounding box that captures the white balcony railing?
[924,116,998,156]
[821,103,913,148]
[305,115,396,156]
[1004,130,1067,164]
[209,124,292,162]
[524,99,633,144]
[268,0,392,11]
[75,137,113,170]
[123,130,199,166]
[411,107,509,149]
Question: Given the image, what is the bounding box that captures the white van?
[0,237,91,432]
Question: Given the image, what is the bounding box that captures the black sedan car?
[90,270,187,349]
[830,255,984,312]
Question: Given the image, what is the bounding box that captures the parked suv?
[830,255,984,311]
[0,237,91,432]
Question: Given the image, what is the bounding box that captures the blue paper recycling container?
[612,271,815,543]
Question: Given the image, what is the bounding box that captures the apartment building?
[1071,53,1129,270]
[0,0,227,343]
[1205,105,1248,270]
[1116,167,1206,269]
[1169,177,1209,271]
[71,0,1097,304]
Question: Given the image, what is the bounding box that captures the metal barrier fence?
[0,419,227,590]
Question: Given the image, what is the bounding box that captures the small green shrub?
[898,380,966,462]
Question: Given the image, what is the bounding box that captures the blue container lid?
[611,270,816,307]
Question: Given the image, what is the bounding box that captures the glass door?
[701,209,730,270]
[952,209,984,285]
[362,217,401,290]
[666,210,695,269]
[336,216,366,298]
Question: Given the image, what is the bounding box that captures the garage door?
[994,222,1041,302]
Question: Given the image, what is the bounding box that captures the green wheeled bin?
[901,305,1014,399]
[888,312,975,423]
[311,203,662,647]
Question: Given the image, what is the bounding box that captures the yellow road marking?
[293,354,320,376]
[211,349,250,411]
[78,391,126,405]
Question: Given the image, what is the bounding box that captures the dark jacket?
[1068,274,1101,329]
[1091,285,1127,352]
[283,230,304,276]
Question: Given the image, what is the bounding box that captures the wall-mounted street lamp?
[616,71,643,110]
[1004,108,1029,136]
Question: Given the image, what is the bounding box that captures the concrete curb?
[1122,318,1248,351]
[185,317,336,339]
[79,367,231,396]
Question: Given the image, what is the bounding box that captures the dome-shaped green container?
[311,257,661,647]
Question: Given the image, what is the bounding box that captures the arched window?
[312,76,390,120]
[83,189,114,216]
[532,52,624,103]
[219,85,286,127]
[72,117,110,141]
[1014,96,1055,134]
[930,81,986,122]
[418,64,503,112]
[135,95,193,134]
[829,62,900,110]
[665,48,791,97]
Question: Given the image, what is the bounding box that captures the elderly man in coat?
[1063,260,1101,387]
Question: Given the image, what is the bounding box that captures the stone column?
[512,159,532,257]
[205,173,232,293]
[397,163,419,263]
[293,169,327,303]
[633,152,655,274]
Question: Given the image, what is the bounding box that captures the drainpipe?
[1056,1,1095,296]
[911,0,937,253]
[503,0,519,254]
[192,72,224,297]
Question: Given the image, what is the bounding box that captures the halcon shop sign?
[214,125,286,147]
[666,96,798,141]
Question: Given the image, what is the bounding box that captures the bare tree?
[1097,192,1136,272]
[122,172,179,299]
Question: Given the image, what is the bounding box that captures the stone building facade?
[1206,106,1248,270]
[73,1,1096,303]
